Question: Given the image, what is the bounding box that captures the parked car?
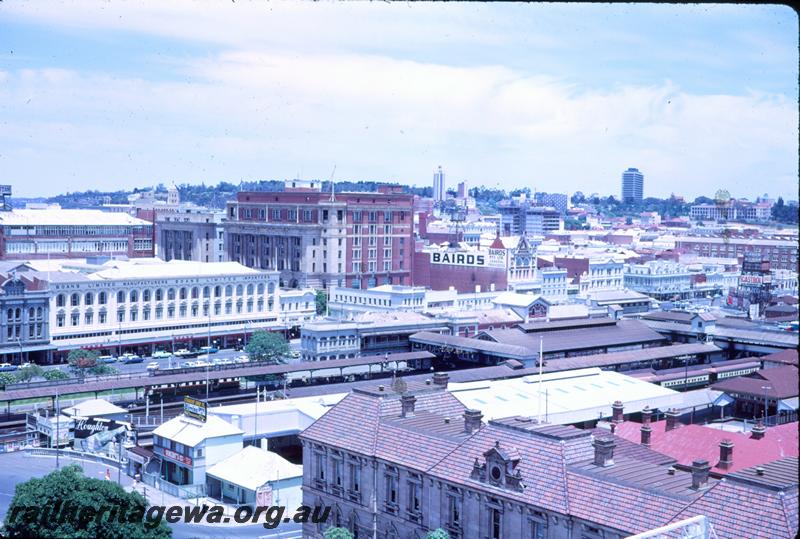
[152,350,171,359]
[123,355,143,364]
[175,349,200,358]
[213,358,233,366]
[199,346,219,354]
[18,362,34,369]
[97,355,117,364]
[146,362,160,371]
[234,355,250,364]
[0,363,17,372]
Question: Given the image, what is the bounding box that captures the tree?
[42,370,70,382]
[245,331,290,363]
[0,372,16,389]
[315,290,328,316]
[426,530,451,539]
[67,349,99,377]
[14,364,43,383]
[323,528,354,539]
[3,464,171,538]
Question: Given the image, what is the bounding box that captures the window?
[315,452,326,482]
[117,291,125,304]
[349,462,361,493]
[143,289,151,302]
[117,310,125,323]
[529,518,546,539]
[56,294,65,307]
[447,494,461,528]
[167,288,176,301]
[489,505,502,539]
[332,457,343,489]
[179,287,187,300]
[84,312,93,325]
[384,469,398,510]
[384,210,392,222]
[71,293,80,307]
[98,310,107,324]
[407,479,421,516]
[155,289,163,301]
[84,292,94,305]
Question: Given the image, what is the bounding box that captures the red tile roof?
[613,420,799,474]
[763,349,799,367]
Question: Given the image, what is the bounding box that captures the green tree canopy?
[67,349,99,375]
[323,528,354,539]
[3,464,171,538]
[42,369,70,382]
[426,529,451,539]
[0,372,16,389]
[245,331,289,363]
[315,290,328,315]
[14,364,44,383]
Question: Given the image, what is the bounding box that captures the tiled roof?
[613,420,799,474]
[763,349,799,367]
[712,366,799,399]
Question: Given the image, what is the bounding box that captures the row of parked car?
[146,354,251,372]
[0,362,35,372]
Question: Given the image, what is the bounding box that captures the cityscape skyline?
[0,3,797,200]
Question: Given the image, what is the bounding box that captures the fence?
[140,471,206,500]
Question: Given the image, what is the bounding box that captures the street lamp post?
[761,385,772,426]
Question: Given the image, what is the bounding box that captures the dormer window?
[471,441,525,492]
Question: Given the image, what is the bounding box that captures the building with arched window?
[26,258,290,361]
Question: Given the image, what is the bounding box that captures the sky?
[0,2,797,200]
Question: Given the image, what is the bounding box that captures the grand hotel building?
[223,181,414,290]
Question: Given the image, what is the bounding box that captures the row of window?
[6,323,45,340]
[5,307,45,321]
[55,283,276,307]
[55,298,276,327]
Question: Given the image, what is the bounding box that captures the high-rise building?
[456,180,467,199]
[433,166,446,202]
[621,167,644,203]
[533,192,568,214]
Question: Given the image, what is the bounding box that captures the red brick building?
[224,183,414,289]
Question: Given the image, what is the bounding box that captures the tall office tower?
[457,180,467,199]
[621,167,644,203]
[433,166,446,202]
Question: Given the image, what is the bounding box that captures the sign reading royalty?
[183,396,207,422]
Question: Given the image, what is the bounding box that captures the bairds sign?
[430,248,506,269]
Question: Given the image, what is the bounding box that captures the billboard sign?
[256,484,273,506]
[739,274,764,287]
[430,248,506,269]
[163,448,193,467]
[183,396,207,422]
[73,417,129,439]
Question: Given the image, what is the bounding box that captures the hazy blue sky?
[1,2,797,199]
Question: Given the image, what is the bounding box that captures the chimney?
[718,439,734,470]
[750,421,766,440]
[641,405,652,426]
[464,409,483,434]
[593,437,616,467]
[433,372,449,388]
[690,459,711,490]
[665,408,680,431]
[611,400,624,423]
[640,424,652,447]
[400,394,416,418]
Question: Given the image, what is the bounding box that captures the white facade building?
[577,258,625,296]
[40,258,283,358]
[624,261,694,300]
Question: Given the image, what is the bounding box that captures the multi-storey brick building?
[300,380,799,539]
[224,182,414,289]
[675,236,797,271]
